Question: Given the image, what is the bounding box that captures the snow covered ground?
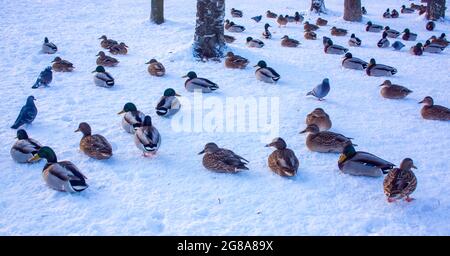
[0,0,449,235]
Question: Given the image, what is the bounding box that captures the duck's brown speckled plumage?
[300,124,353,153]
[96,51,119,67]
[146,59,165,77]
[76,122,112,160]
[266,138,299,177]
[51,57,74,72]
[419,96,450,121]
[305,108,332,131]
[380,80,412,99]
[225,52,249,69]
[199,143,248,173]
[99,35,118,49]
[384,158,417,202]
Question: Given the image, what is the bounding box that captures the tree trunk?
[193,0,226,60]
[343,0,362,21]
[426,0,446,20]
[151,0,164,24]
[310,0,326,14]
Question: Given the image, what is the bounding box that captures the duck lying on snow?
[198,143,249,173]
[300,124,354,153]
[75,122,113,160]
[338,144,394,177]
[155,88,181,117]
[51,57,74,72]
[96,51,119,67]
[379,80,412,99]
[266,137,299,177]
[254,60,280,83]
[118,102,145,134]
[183,71,218,93]
[418,96,450,121]
[92,65,114,88]
[225,52,249,69]
[10,129,42,163]
[305,108,332,131]
[366,58,397,77]
[146,59,165,77]
[42,37,57,54]
[324,39,348,54]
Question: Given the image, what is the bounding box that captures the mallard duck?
[402,29,417,41]
[246,37,264,48]
[99,35,117,49]
[304,21,319,32]
[392,41,405,50]
[96,51,119,67]
[118,102,145,133]
[342,52,368,70]
[379,80,412,99]
[304,31,317,40]
[294,12,304,23]
[11,96,37,129]
[426,21,435,31]
[377,32,390,48]
[198,143,249,173]
[306,78,330,101]
[156,88,181,117]
[251,15,262,23]
[146,59,165,77]
[324,39,348,54]
[331,26,347,36]
[300,124,354,153]
[384,26,400,38]
[338,144,394,177]
[285,15,295,23]
[224,20,245,32]
[109,42,128,55]
[401,5,414,14]
[281,35,300,47]
[419,96,450,121]
[30,147,88,192]
[254,60,280,83]
[384,158,417,203]
[277,15,288,27]
[31,66,52,89]
[10,129,42,163]
[366,21,383,32]
[305,108,332,131]
[430,33,449,47]
[225,52,249,69]
[262,23,272,39]
[92,65,114,88]
[361,6,367,15]
[42,37,57,54]
[410,43,423,56]
[266,138,299,177]
[183,71,218,92]
[418,5,427,15]
[348,34,362,47]
[391,9,399,18]
[316,17,328,26]
[366,58,397,77]
[410,3,423,11]
[383,8,391,18]
[266,10,277,18]
[75,122,112,160]
[224,35,236,43]
[423,40,445,53]
[51,57,74,72]
[134,116,161,157]
[230,8,243,18]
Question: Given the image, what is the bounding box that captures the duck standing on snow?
[134,116,161,157]
[384,26,400,38]
[384,158,417,203]
[225,52,249,69]
[96,51,119,67]
[118,102,145,133]
[155,88,181,117]
[281,35,300,47]
[224,35,236,43]
[383,8,391,18]
[99,35,118,49]
[294,12,304,23]
[304,21,319,32]
[183,71,218,93]
[11,96,37,129]
[246,37,264,48]
[254,60,280,84]
[277,15,288,27]
[377,32,390,48]
[262,23,272,39]
[366,21,383,32]
[29,147,88,192]
[379,80,412,99]
[392,41,405,50]
[391,9,399,18]
[109,42,128,55]
[401,5,415,14]
[423,40,445,53]
[42,37,57,54]
[75,122,112,160]
[146,59,165,77]
[316,17,328,26]
[266,10,277,18]
[51,57,74,72]
[331,27,348,36]
[198,143,249,173]
[342,52,368,70]
[402,29,417,41]
[10,129,42,163]
[306,108,332,131]
[338,144,394,177]
[410,43,423,56]
[31,66,52,89]
[300,124,354,153]
[224,20,245,32]
[418,96,450,121]
[251,15,262,23]
[304,31,317,40]
[266,137,299,177]
[92,66,114,88]
[324,39,348,54]
[306,78,330,101]
[366,58,397,77]
[348,34,362,47]
[230,8,243,18]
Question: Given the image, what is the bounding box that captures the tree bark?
[193,0,226,60]
[151,0,164,24]
[426,0,446,20]
[343,0,362,21]
[310,0,326,14]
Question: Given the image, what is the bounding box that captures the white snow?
[0,0,449,235]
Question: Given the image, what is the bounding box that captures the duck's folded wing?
[156,96,167,109]
[352,151,394,169]
[266,67,280,77]
[192,78,216,88]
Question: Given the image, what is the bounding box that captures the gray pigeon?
[32,66,52,89]
[392,41,405,50]
[251,15,262,22]
[307,78,330,101]
[11,96,37,129]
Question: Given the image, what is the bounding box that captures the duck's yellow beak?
[29,155,40,161]
[338,154,347,163]
[117,110,125,114]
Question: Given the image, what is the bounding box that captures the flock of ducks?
[9,3,450,203]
